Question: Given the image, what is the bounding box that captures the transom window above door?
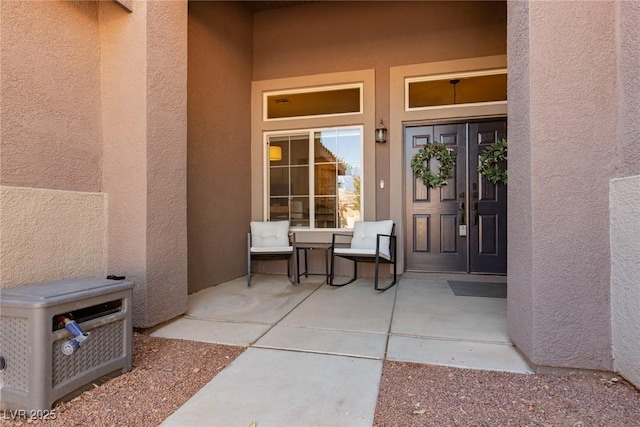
[266,126,362,229]
[406,69,507,111]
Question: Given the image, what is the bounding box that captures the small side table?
[296,243,332,283]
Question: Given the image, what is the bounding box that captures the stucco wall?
[100,0,188,327]
[145,0,188,326]
[508,1,617,370]
[188,1,253,293]
[610,175,640,389]
[100,0,149,326]
[253,1,506,81]
[0,1,107,290]
[506,0,535,365]
[0,0,102,192]
[617,0,640,177]
[0,186,106,288]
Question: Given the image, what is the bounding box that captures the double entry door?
[404,118,507,274]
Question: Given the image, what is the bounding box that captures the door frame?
[389,56,508,274]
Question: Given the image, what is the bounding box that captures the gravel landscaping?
[1,332,639,426]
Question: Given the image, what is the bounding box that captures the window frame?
[263,125,364,231]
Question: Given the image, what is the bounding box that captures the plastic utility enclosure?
[0,278,134,411]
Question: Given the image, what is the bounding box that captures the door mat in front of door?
[448,281,507,298]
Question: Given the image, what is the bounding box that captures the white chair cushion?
[250,221,291,248]
[350,220,393,258]
[251,246,293,254]
[334,247,391,261]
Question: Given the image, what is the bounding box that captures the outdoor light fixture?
[375,120,388,144]
[269,146,282,161]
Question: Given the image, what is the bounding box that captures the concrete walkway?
[152,275,531,427]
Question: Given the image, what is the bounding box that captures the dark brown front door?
[404,118,507,274]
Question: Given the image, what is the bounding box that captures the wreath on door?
[411,142,455,188]
[478,138,508,185]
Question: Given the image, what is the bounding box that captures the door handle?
[458,192,465,225]
[472,202,479,225]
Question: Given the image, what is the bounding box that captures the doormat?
[448,281,507,298]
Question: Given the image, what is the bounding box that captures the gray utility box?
[0,278,134,411]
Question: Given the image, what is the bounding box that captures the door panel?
[404,118,507,274]
[405,123,467,272]
[469,120,507,273]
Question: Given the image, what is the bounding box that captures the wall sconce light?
[375,120,388,144]
[269,146,282,161]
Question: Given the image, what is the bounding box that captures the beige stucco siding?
[100,0,149,326]
[0,0,102,192]
[0,186,106,288]
[253,1,506,81]
[100,0,188,326]
[506,0,535,360]
[617,0,640,177]
[1,0,188,328]
[144,0,188,326]
[509,1,617,370]
[187,1,253,293]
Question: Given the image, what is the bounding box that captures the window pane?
[290,166,309,196]
[408,73,507,108]
[267,86,361,119]
[269,198,289,221]
[336,129,361,163]
[269,136,289,166]
[290,135,309,165]
[315,197,337,228]
[291,197,309,227]
[315,164,337,196]
[338,164,362,228]
[269,168,289,197]
[314,132,337,163]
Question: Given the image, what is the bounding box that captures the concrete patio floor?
[152,275,532,427]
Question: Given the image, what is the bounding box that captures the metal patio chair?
[247,220,297,286]
[329,220,397,291]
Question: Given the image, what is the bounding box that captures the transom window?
[264,84,363,121]
[406,69,507,110]
[266,126,362,229]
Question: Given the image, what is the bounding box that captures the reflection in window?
[267,127,362,229]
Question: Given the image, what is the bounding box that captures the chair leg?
[373,259,397,291]
[286,256,296,284]
[247,233,252,287]
[293,248,303,284]
[328,256,358,287]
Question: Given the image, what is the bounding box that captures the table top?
[296,242,332,250]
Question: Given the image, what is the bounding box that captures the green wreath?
[411,142,455,188]
[478,138,508,185]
